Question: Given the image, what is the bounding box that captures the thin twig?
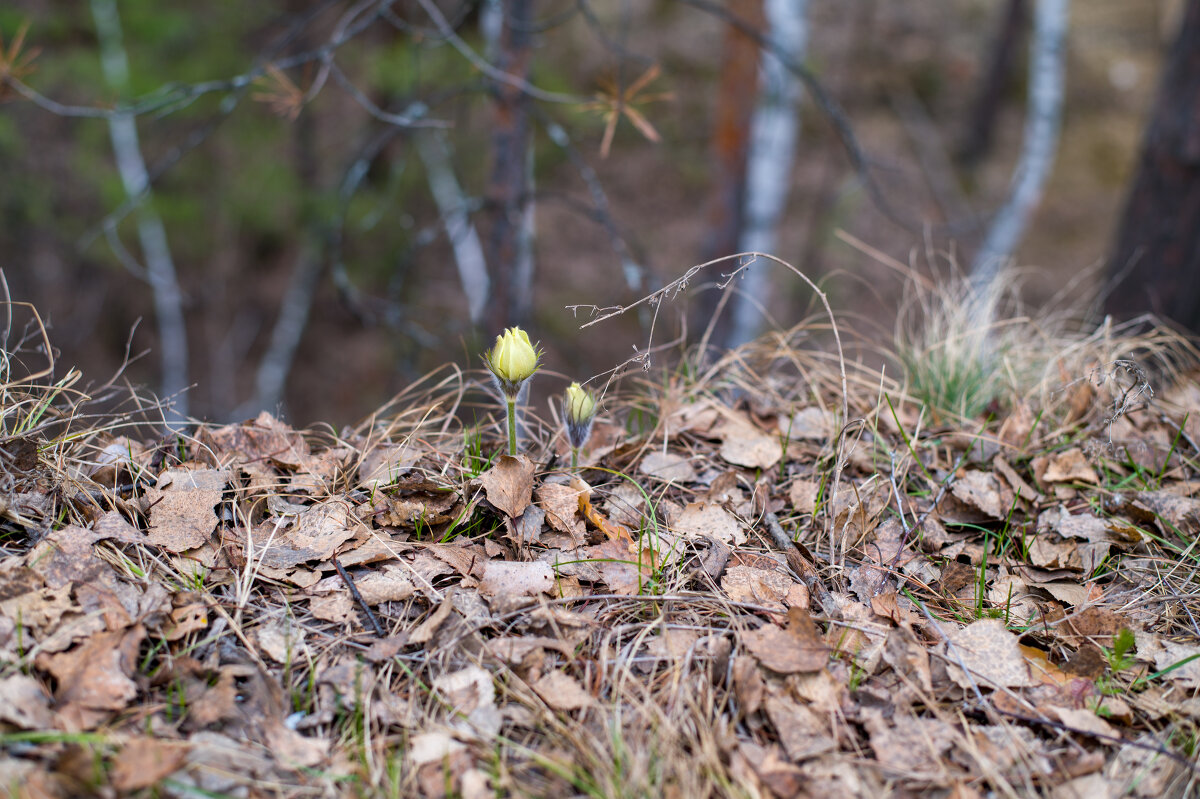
[334,555,387,638]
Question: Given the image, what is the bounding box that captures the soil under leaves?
[3,320,1200,798]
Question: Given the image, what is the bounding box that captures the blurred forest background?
[0,0,1195,426]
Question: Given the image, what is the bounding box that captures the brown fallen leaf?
[721,565,793,612]
[1035,448,1099,486]
[532,670,595,711]
[203,411,311,470]
[36,624,146,730]
[111,737,189,792]
[764,690,835,761]
[863,710,956,776]
[163,602,208,641]
[357,443,420,491]
[479,455,535,517]
[258,500,357,570]
[716,416,782,469]
[669,502,746,546]
[950,470,1006,520]
[788,478,820,514]
[536,481,588,545]
[782,406,835,441]
[581,537,656,595]
[733,742,804,798]
[145,468,230,552]
[742,606,828,674]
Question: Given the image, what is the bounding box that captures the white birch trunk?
[91,0,189,425]
[416,130,491,323]
[971,0,1069,289]
[729,0,808,348]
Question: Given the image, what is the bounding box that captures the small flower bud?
[564,382,597,451]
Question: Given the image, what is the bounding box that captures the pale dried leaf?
[0,674,54,730]
[37,625,145,730]
[764,691,835,761]
[950,470,1004,519]
[788,478,820,514]
[357,443,419,490]
[944,619,1036,689]
[719,431,781,469]
[536,482,587,544]
[478,561,555,598]
[721,565,792,611]
[783,406,835,441]
[638,451,696,483]
[1038,448,1099,485]
[532,670,595,711]
[863,710,956,775]
[669,502,746,546]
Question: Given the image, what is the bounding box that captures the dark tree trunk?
[959,0,1027,168]
[694,0,764,350]
[485,0,534,332]
[1105,0,1200,333]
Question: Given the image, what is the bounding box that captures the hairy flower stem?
[506,397,518,457]
[571,447,579,472]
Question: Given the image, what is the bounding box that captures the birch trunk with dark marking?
[1105,0,1200,333]
[695,0,764,350]
[729,0,807,349]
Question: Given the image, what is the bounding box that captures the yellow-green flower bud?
[564,382,597,451]
[565,382,596,424]
[485,326,540,395]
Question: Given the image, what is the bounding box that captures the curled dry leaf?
[788,478,820,514]
[721,564,795,612]
[782,406,835,441]
[863,710,956,776]
[1034,448,1099,486]
[718,428,781,470]
[203,411,311,470]
[576,478,634,544]
[950,470,1005,520]
[764,690,836,761]
[36,624,146,730]
[479,455,535,517]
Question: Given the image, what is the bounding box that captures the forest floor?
[2,271,1200,798]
